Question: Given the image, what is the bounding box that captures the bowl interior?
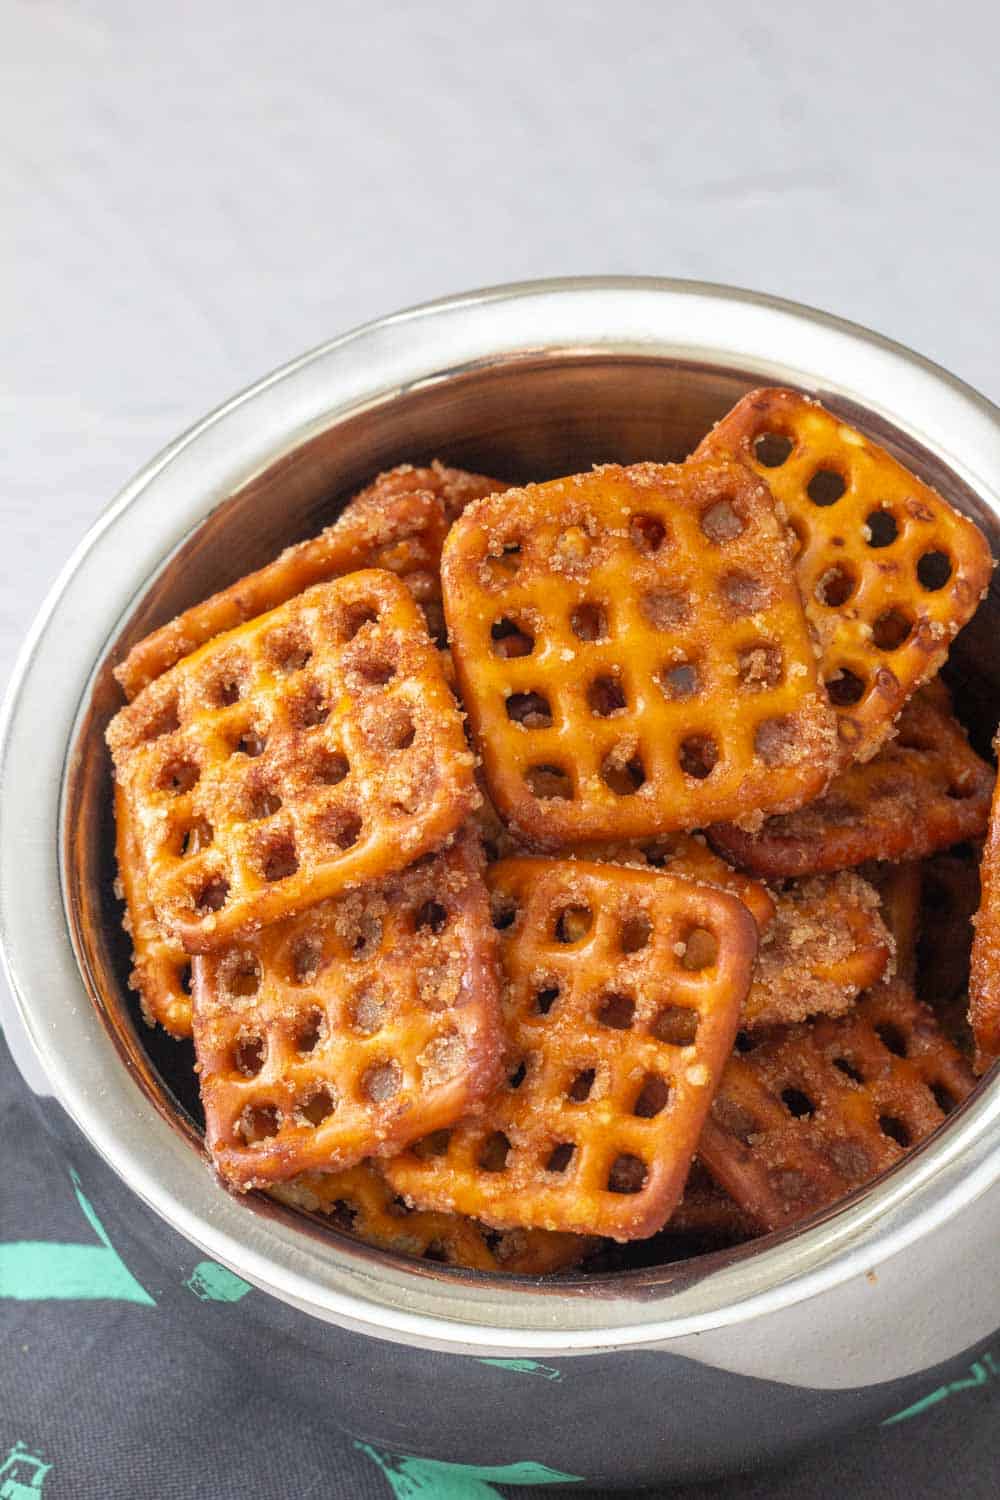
[63,350,1000,1278]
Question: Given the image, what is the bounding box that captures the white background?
[4,0,999,688]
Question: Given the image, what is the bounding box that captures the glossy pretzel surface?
[443,459,838,847]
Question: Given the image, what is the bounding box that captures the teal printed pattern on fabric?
[184,1261,253,1303]
[356,1442,583,1498]
[0,1170,154,1306]
[0,1440,53,1496]
[478,1359,562,1382]
[882,1350,999,1425]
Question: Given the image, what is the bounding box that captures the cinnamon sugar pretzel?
[696,389,992,765]
[385,858,757,1240]
[108,571,477,950]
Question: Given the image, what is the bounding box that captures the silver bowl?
[3,278,1000,1487]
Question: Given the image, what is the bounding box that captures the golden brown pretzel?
[271,1164,592,1274]
[385,857,757,1240]
[970,746,1000,1068]
[709,689,994,877]
[699,981,975,1232]
[193,835,502,1189]
[443,458,838,848]
[743,872,893,1028]
[695,389,993,766]
[114,783,193,1038]
[108,571,477,950]
[115,462,503,700]
[868,860,922,985]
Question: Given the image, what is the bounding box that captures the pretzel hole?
[225,953,262,998]
[525,764,573,800]
[607,1154,647,1194]
[878,1114,911,1147]
[421,599,448,649]
[588,675,626,717]
[479,1132,511,1172]
[145,699,180,740]
[807,468,846,506]
[917,550,953,591]
[491,617,535,657]
[363,1059,402,1104]
[299,1086,336,1127]
[872,608,914,651]
[659,660,700,701]
[620,912,653,953]
[875,1021,908,1057]
[556,527,591,563]
[158,757,200,795]
[233,1034,265,1077]
[570,601,609,642]
[630,514,667,555]
[633,1073,671,1118]
[567,1067,595,1102]
[179,818,213,857]
[295,1006,325,1053]
[546,1142,575,1174]
[833,1055,864,1083]
[414,1129,452,1160]
[866,509,898,548]
[179,963,193,996]
[826,667,866,707]
[311,749,349,787]
[237,1102,280,1145]
[815,563,856,608]
[721,571,772,616]
[323,808,363,850]
[509,1060,528,1090]
[534,985,560,1016]
[267,631,312,673]
[781,1086,815,1119]
[640,587,689,631]
[754,431,793,467]
[506,691,553,728]
[931,1082,956,1115]
[491,893,518,930]
[195,876,230,914]
[555,904,593,944]
[356,655,396,687]
[343,602,379,639]
[244,780,282,820]
[326,1199,359,1233]
[701,498,744,543]
[679,734,718,780]
[650,1004,700,1046]
[388,710,416,749]
[596,992,635,1030]
[261,835,299,883]
[740,642,785,693]
[290,935,323,984]
[680,926,718,971]
[601,749,646,796]
[294,682,330,728]
[234,730,267,759]
[754,715,799,767]
[485,542,522,585]
[415,900,448,935]
[350,986,386,1035]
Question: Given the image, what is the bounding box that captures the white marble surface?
[4,0,999,687]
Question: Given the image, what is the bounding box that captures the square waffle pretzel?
[695,388,993,765]
[114,783,193,1037]
[442,458,839,848]
[108,570,478,950]
[709,687,994,878]
[970,750,1000,1068]
[271,1165,592,1274]
[743,872,892,1028]
[699,981,976,1232]
[384,857,758,1241]
[192,834,502,1189]
[115,460,503,699]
